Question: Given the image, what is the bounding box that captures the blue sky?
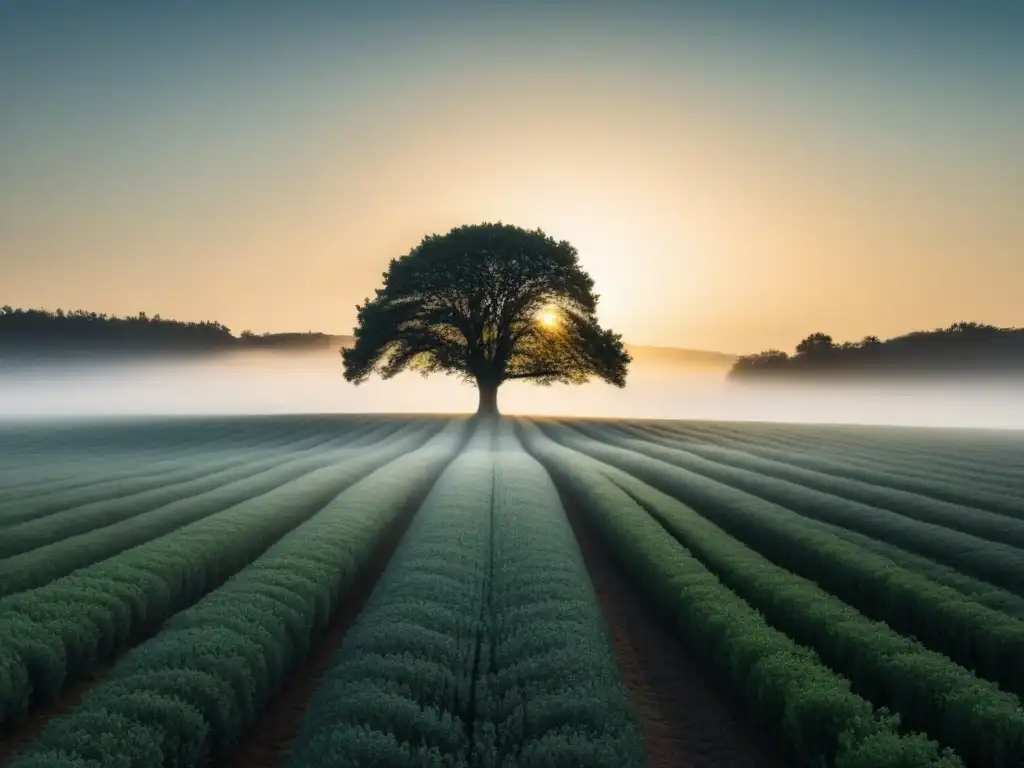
[2,1,1021,351]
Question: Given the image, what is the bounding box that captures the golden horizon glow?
[1,5,1021,356]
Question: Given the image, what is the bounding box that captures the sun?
[537,308,559,328]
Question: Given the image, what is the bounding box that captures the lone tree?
[342,222,631,415]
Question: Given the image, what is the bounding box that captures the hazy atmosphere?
[2,352,1022,430]
[2,1,1022,425]
[2,7,1024,767]
[3,1,1022,352]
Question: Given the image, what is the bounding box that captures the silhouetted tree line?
[0,305,334,359]
[729,322,1024,380]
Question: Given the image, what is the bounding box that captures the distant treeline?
[0,305,339,359]
[729,322,1024,380]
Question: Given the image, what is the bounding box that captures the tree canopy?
[341,222,630,414]
[729,322,1024,380]
[0,305,336,360]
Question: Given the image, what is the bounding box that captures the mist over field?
[1,350,1021,429]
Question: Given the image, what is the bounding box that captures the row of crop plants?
[772,504,1024,620]
[577,421,1024,594]
[662,421,1024,497]
[554,434,1024,766]
[586,423,1024,613]
[757,420,1024,472]
[630,424,1024,618]
[642,422,1024,516]
[2,417,385,528]
[0,417,338,522]
[8,420,469,767]
[0,416,339,499]
[482,432,642,766]
[0,418,241,468]
[285,423,644,768]
[653,419,1022,494]
[0,419,262,503]
[626,423,1024,540]
[0,419,441,731]
[0,420,414,597]
[0,421,379,541]
[517,421,963,768]
[576,422,1024,595]
[543,422,1024,705]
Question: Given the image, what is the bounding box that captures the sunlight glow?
[537,309,559,328]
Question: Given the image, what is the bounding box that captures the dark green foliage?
[287,424,643,767]
[625,423,1024,541]
[8,750,103,767]
[286,441,492,767]
[10,423,467,768]
[729,321,1024,380]
[0,421,324,529]
[0,430,349,557]
[593,458,1024,767]
[782,506,1024,618]
[585,424,1024,595]
[341,222,629,414]
[646,422,1024,514]
[645,426,1024,616]
[551,422,1024,701]
[34,709,165,767]
[0,421,401,596]
[480,431,644,766]
[0,422,438,732]
[0,418,334,506]
[518,420,963,768]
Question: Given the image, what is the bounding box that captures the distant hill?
[0,306,343,361]
[0,305,734,369]
[729,322,1024,381]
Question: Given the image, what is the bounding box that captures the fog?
[1,351,1022,430]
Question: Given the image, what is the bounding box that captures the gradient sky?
[1,1,1022,354]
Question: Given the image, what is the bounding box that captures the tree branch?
[503,369,563,380]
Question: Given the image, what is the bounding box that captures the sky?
[1,1,1022,355]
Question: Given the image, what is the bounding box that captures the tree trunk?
[476,379,500,416]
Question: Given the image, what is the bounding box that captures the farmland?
[0,416,1022,767]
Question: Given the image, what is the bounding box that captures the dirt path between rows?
[225,495,421,767]
[560,494,784,768]
[0,663,114,766]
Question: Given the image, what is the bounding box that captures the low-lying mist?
[1,350,1022,429]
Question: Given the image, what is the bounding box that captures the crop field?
[0,415,1022,767]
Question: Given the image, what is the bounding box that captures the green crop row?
[9,421,468,768]
[585,449,1024,767]
[792,511,1024,620]
[479,427,644,767]
[287,425,643,767]
[644,426,1024,618]
[0,419,331,524]
[0,422,407,597]
[0,444,238,508]
[286,436,493,767]
[629,423,1024,544]
[0,415,345,506]
[0,419,258,487]
[663,422,1024,500]
[0,417,372,503]
[518,420,963,768]
[545,423,1024,703]
[0,422,393,553]
[581,423,1024,596]
[637,423,1024,529]
[0,420,437,730]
